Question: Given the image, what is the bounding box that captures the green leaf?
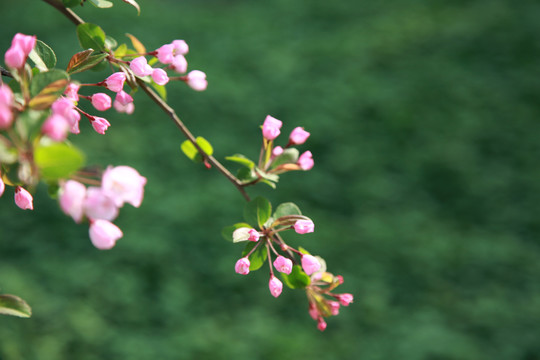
[274,202,302,219]
[67,52,108,75]
[0,141,17,164]
[225,154,255,169]
[34,143,85,181]
[29,69,69,98]
[28,40,57,71]
[221,222,253,242]
[114,43,128,58]
[29,78,69,110]
[15,110,48,140]
[62,0,80,7]
[0,294,32,318]
[280,265,311,289]
[271,148,299,168]
[126,33,146,54]
[121,0,141,15]
[257,170,279,183]
[241,242,267,271]
[105,35,118,50]
[237,167,256,182]
[180,137,213,163]
[76,23,107,52]
[88,0,113,9]
[150,79,167,101]
[244,196,271,228]
[259,179,276,189]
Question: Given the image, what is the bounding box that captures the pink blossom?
[0,176,4,197]
[51,97,74,116]
[91,117,110,134]
[185,70,207,91]
[67,109,81,134]
[248,229,260,242]
[272,146,284,157]
[14,186,33,210]
[129,56,153,77]
[114,100,135,114]
[42,114,70,141]
[152,68,169,86]
[262,115,282,140]
[171,55,188,74]
[172,40,189,55]
[0,84,14,105]
[308,303,319,320]
[101,165,147,208]
[329,301,340,315]
[64,83,80,103]
[297,150,314,170]
[89,219,123,250]
[0,104,14,130]
[289,127,310,145]
[114,90,133,106]
[338,293,354,306]
[273,255,293,275]
[156,44,174,64]
[235,257,250,275]
[84,187,119,221]
[301,254,320,275]
[269,275,283,298]
[91,93,112,111]
[293,219,314,234]
[59,180,87,223]
[317,318,327,332]
[104,72,126,92]
[4,45,25,69]
[12,33,36,55]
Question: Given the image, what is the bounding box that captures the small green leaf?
[67,52,108,75]
[244,196,272,228]
[180,137,213,163]
[76,23,107,52]
[63,0,80,7]
[29,78,69,110]
[280,265,311,289]
[121,0,141,15]
[274,202,302,219]
[89,0,113,9]
[241,242,267,271]
[35,143,85,181]
[30,69,69,98]
[237,167,257,182]
[257,170,279,182]
[114,43,128,58]
[221,222,252,242]
[126,33,146,54]
[259,179,276,189]
[225,154,255,169]
[271,148,299,168]
[196,137,213,156]
[150,79,167,101]
[105,35,118,50]
[28,40,57,71]
[0,294,32,318]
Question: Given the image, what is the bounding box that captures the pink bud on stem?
[301,254,320,275]
[235,257,250,275]
[269,275,283,298]
[89,219,123,250]
[14,186,33,210]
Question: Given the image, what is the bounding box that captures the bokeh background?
[1,0,540,359]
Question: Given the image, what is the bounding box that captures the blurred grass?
[1,0,540,359]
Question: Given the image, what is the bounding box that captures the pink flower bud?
[64,83,80,103]
[329,301,340,315]
[269,275,283,298]
[156,44,174,64]
[272,146,284,157]
[104,72,126,92]
[129,56,153,77]
[172,40,189,55]
[42,114,70,141]
[0,104,14,130]
[91,117,111,134]
[12,33,36,55]
[59,180,86,223]
[89,219,123,250]
[185,70,207,91]
[51,97,74,116]
[297,150,314,170]
[248,229,260,242]
[67,109,81,134]
[273,255,293,275]
[289,127,310,145]
[114,100,135,114]
[171,55,188,74]
[0,84,14,106]
[301,254,320,275]
[308,303,319,320]
[84,187,119,221]
[5,45,25,69]
[293,219,314,234]
[14,186,33,210]
[91,93,112,111]
[0,176,4,197]
[101,166,147,208]
[152,68,169,86]
[317,318,327,332]
[114,91,133,106]
[262,115,282,140]
[338,293,354,306]
[235,257,250,275]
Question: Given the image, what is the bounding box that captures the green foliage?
[241,242,267,271]
[34,143,85,181]
[221,222,252,242]
[28,40,57,71]
[67,50,108,74]
[243,196,271,228]
[76,23,107,52]
[180,136,213,162]
[280,265,310,289]
[0,295,31,318]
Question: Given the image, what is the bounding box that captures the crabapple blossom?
[273,255,293,275]
[248,229,260,242]
[12,33,36,55]
[83,187,119,221]
[91,93,112,111]
[171,55,188,73]
[329,301,340,316]
[4,45,25,69]
[172,40,189,55]
[59,180,86,223]
[14,186,33,210]
[156,44,174,64]
[0,84,14,105]
[269,275,283,298]
[185,70,207,91]
[101,165,147,208]
[262,115,282,140]
[337,293,354,306]
[91,117,110,134]
[42,114,70,141]
[235,257,250,275]
[0,105,13,129]
[104,72,126,92]
[297,150,314,170]
[89,219,123,250]
[293,219,314,234]
[0,176,4,197]
[129,56,153,77]
[301,254,320,275]
[289,127,310,145]
[272,146,284,157]
[64,83,80,102]
[152,68,169,86]
[317,318,327,332]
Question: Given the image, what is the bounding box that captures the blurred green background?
[1,0,540,358]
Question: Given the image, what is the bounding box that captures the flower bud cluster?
[4,33,36,69]
[59,166,146,249]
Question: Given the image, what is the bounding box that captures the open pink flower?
[14,186,33,210]
[89,219,123,250]
[337,293,354,306]
[235,257,250,275]
[59,180,86,223]
[101,166,147,208]
[262,115,282,140]
[269,275,283,297]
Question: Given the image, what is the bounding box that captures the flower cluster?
[59,166,147,249]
